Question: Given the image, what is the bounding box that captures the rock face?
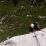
[0,28,46,46]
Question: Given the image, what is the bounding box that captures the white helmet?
[30,24,34,28]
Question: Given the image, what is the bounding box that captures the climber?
[29,22,41,33]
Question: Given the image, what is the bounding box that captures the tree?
[12,0,19,6]
[27,0,44,5]
[30,0,39,5]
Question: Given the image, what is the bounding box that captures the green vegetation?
[0,0,46,42]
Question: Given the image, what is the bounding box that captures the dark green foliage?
[0,0,46,42]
